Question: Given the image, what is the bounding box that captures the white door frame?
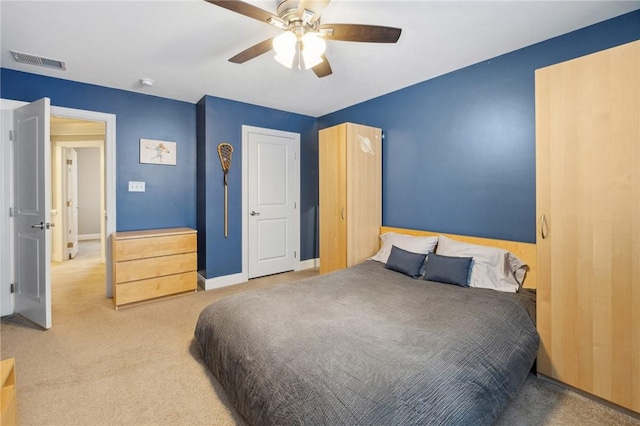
[53,141,106,263]
[49,107,115,297]
[242,125,300,283]
[0,99,116,317]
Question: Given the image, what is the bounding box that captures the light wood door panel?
[536,40,639,413]
[319,124,347,274]
[345,123,382,266]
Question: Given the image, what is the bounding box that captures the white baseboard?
[198,272,248,291]
[79,234,101,241]
[298,258,319,270]
[198,259,319,292]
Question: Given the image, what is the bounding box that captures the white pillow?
[435,235,527,293]
[370,232,438,263]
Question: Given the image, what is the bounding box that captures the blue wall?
[1,69,197,231]
[1,71,319,281]
[197,96,317,279]
[2,9,638,279]
[319,10,640,243]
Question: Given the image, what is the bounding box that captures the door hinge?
[66,159,73,165]
[9,207,14,217]
[67,242,74,248]
[10,283,15,294]
[9,130,13,141]
[294,202,296,209]
[294,251,297,259]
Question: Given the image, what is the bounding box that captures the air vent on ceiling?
[10,51,67,71]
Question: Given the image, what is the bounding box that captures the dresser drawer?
[113,233,196,261]
[114,252,196,284]
[114,271,197,307]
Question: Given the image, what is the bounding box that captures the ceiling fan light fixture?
[273,31,298,68]
[301,32,326,69]
[273,31,296,55]
[274,51,295,68]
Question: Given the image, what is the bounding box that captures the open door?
[13,98,52,329]
[64,147,79,259]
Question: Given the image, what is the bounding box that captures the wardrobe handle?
[540,214,549,239]
[341,208,345,220]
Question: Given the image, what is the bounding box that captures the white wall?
[76,147,101,237]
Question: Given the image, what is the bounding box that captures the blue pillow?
[384,245,427,279]
[423,253,473,287]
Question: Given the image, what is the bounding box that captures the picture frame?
[139,138,177,165]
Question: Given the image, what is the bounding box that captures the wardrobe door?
[345,123,382,267]
[536,40,639,413]
[319,124,347,274]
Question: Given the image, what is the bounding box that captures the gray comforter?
[195,261,539,425]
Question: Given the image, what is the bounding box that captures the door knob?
[31,222,55,230]
[250,210,260,216]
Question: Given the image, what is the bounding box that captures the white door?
[247,129,298,279]
[13,98,52,329]
[65,148,79,259]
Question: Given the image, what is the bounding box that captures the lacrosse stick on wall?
[217,143,233,238]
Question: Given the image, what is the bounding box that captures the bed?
[195,228,539,425]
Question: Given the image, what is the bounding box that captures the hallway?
[51,240,111,317]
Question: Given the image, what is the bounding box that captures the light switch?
[128,181,146,192]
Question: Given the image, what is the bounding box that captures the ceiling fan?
[206,0,402,78]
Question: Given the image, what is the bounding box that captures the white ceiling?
[1,1,639,117]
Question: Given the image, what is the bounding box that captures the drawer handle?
[540,214,549,239]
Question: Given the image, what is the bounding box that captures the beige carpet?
[1,241,638,425]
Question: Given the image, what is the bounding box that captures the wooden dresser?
[112,227,197,309]
[1,358,16,426]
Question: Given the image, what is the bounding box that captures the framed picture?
[140,139,177,165]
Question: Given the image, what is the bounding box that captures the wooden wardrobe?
[535,40,639,414]
[319,123,382,274]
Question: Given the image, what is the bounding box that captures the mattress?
[195,260,539,425]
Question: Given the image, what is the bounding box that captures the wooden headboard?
[381,226,537,290]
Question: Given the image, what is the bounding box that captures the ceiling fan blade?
[229,38,274,64]
[298,0,332,23]
[312,55,332,78]
[319,23,401,43]
[205,0,280,25]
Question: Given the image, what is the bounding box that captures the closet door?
[536,40,639,413]
[345,123,382,267]
[319,124,347,274]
